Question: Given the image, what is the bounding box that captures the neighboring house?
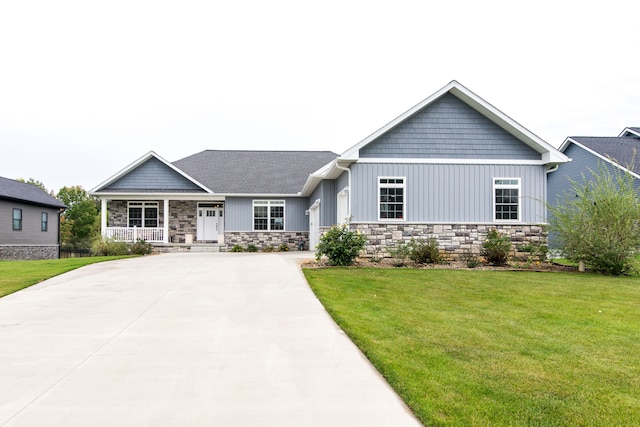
[90,81,568,256]
[0,177,66,260]
[547,127,640,248]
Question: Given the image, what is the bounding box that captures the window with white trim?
[494,178,520,221]
[128,202,158,227]
[253,200,285,231]
[12,208,22,231]
[379,177,405,220]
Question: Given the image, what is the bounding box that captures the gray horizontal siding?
[106,158,204,191]
[350,163,546,223]
[0,200,60,245]
[548,143,640,208]
[360,93,540,160]
[225,197,309,232]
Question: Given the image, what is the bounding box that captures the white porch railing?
[104,227,164,243]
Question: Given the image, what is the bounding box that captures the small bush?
[279,243,290,252]
[262,245,274,252]
[130,239,153,255]
[481,229,511,266]
[387,241,412,267]
[409,238,443,264]
[247,244,258,252]
[230,245,244,252]
[316,224,366,266]
[462,250,481,268]
[91,237,130,256]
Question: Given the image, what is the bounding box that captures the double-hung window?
[379,177,405,220]
[253,200,285,231]
[12,208,22,231]
[494,178,520,221]
[41,212,48,232]
[128,202,158,227]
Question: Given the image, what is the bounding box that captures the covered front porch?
[99,198,225,244]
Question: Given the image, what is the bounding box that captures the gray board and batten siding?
[224,197,310,232]
[350,163,547,224]
[308,179,337,228]
[359,93,541,160]
[104,157,205,192]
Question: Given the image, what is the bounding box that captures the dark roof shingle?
[173,150,338,194]
[0,177,66,208]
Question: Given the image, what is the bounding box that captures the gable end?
[103,157,206,192]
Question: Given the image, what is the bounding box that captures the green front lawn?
[303,268,640,426]
[0,256,132,298]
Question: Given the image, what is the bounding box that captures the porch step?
[189,245,221,253]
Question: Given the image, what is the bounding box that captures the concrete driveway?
[0,253,420,426]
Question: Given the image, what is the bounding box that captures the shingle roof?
[0,177,66,208]
[173,150,338,194]
[571,136,640,175]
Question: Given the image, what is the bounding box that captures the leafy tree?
[57,186,101,250]
[16,177,50,194]
[548,162,640,275]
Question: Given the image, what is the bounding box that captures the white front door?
[308,204,320,250]
[197,207,223,241]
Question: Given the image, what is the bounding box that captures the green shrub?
[315,224,366,266]
[279,243,290,252]
[91,237,130,256]
[247,244,258,252]
[462,249,481,268]
[409,238,443,264]
[262,245,274,252]
[230,244,244,252]
[481,229,511,266]
[386,241,412,267]
[130,239,153,255]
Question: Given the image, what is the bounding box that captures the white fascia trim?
[93,193,227,201]
[350,221,545,226]
[356,158,547,165]
[88,151,213,195]
[340,80,568,165]
[618,127,640,138]
[564,138,640,180]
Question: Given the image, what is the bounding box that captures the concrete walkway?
[0,253,421,426]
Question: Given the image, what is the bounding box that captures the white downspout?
[335,162,351,220]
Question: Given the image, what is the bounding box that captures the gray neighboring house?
[90,80,568,256]
[547,127,640,247]
[0,177,66,260]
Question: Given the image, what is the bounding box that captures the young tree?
[57,186,101,250]
[16,177,50,194]
[548,162,640,275]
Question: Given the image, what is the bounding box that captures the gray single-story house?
[0,177,66,260]
[90,80,568,256]
[547,127,640,248]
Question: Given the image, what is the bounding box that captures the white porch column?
[163,198,169,243]
[101,198,107,236]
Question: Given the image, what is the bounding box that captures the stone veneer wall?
[345,223,546,261]
[108,201,165,228]
[0,245,59,260]
[223,232,309,252]
[168,201,197,243]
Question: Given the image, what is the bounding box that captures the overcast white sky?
[1,1,638,193]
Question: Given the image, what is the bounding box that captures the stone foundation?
[347,223,546,261]
[223,232,309,252]
[0,245,60,260]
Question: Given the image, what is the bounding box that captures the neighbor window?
[128,202,158,227]
[12,208,22,231]
[41,212,48,232]
[379,177,405,220]
[494,178,520,221]
[253,200,285,231]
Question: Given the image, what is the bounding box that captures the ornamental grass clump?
[315,224,366,266]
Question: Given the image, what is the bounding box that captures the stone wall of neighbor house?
[0,245,59,260]
[223,232,309,252]
[345,223,546,261]
[168,201,197,243]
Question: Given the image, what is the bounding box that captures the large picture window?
[128,202,158,227]
[379,177,405,220]
[494,178,520,221]
[12,208,22,231]
[253,200,285,231]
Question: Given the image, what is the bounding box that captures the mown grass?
[0,256,132,298]
[303,268,640,426]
